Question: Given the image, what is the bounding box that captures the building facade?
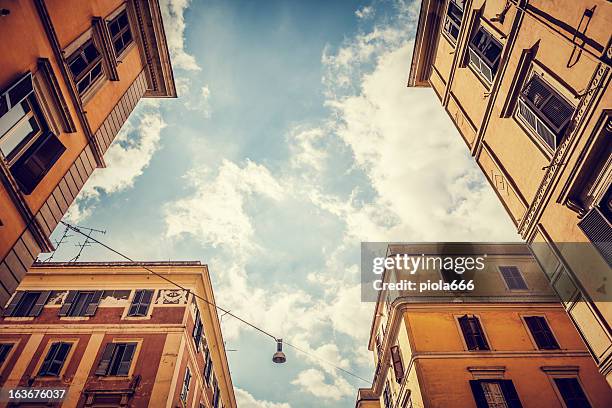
[408,0,611,383]
[0,261,236,407]
[0,0,176,307]
[356,244,612,408]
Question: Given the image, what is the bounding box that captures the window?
[468,26,503,83]
[67,38,104,95]
[390,345,405,383]
[0,73,65,194]
[108,10,133,57]
[127,289,153,317]
[212,376,220,408]
[192,307,204,351]
[58,290,103,317]
[38,342,72,377]
[383,381,393,408]
[204,343,213,384]
[517,75,575,150]
[443,0,465,43]
[3,291,50,317]
[458,315,490,350]
[180,367,191,403]
[470,379,523,408]
[95,342,137,376]
[578,185,612,267]
[0,343,13,366]
[554,378,591,408]
[499,266,528,290]
[524,316,559,350]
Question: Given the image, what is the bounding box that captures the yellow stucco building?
[408,0,611,383]
[356,244,611,408]
[0,261,236,407]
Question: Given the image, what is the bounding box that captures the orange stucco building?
[0,0,176,307]
[0,261,236,407]
[356,243,612,408]
[408,0,611,383]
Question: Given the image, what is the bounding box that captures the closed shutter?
[500,380,523,408]
[95,343,116,376]
[459,315,478,350]
[459,315,489,350]
[578,207,612,267]
[127,290,143,316]
[140,290,153,315]
[58,291,77,316]
[39,342,60,376]
[469,380,489,408]
[84,290,104,316]
[116,343,136,376]
[11,133,66,195]
[525,316,559,349]
[28,291,51,317]
[390,345,404,383]
[3,292,24,317]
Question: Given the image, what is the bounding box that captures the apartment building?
[0,0,176,307]
[407,0,611,383]
[0,261,236,408]
[356,243,612,408]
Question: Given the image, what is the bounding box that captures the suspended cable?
[59,221,371,385]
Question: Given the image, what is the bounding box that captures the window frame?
[498,265,529,291]
[441,0,466,45]
[467,24,504,85]
[456,314,491,351]
[59,290,104,318]
[106,7,135,60]
[551,376,593,408]
[515,73,575,153]
[0,341,19,374]
[521,315,560,350]
[36,340,76,378]
[469,379,523,408]
[180,366,191,404]
[63,29,107,102]
[125,289,154,318]
[94,339,140,378]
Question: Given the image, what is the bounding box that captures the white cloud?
[65,111,166,223]
[160,0,201,71]
[355,5,374,20]
[234,388,291,408]
[291,368,353,401]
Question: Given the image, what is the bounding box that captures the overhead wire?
[59,221,371,385]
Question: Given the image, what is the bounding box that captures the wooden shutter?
[525,316,559,349]
[84,290,104,316]
[58,291,77,316]
[390,345,404,383]
[469,380,489,408]
[459,315,478,350]
[3,292,24,317]
[116,343,136,376]
[578,207,612,267]
[48,342,71,376]
[500,380,523,408]
[0,73,34,118]
[39,342,60,376]
[11,133,66,195]
[140,290,153,315]
[127,290,143,316]
[95,343,116,376]
[28,291,51,317]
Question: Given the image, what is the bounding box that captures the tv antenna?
[68,225,106,262]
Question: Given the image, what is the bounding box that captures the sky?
[47,0,519,406]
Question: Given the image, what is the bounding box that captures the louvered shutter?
[116,343,136,376]
[48,342,71,376]
[28,291,51,317]
[459,315,477,350]
[58,291,77,316]
[127,290,143,316]
[500,380,523,408]
[469,380,489,408]
[390,345,405,383]
[473,317,489,350]
[578,207,612,267]
[95,343,116,376]
[84,290,104,316]
[139,290,153,315]
[3,292,24,317]
[39,342,60,376]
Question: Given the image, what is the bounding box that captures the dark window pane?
[554,378,592,408]
[83,42,99,62]
[0,344,13,365]
[13,292,40,316]
[69,56,87,77]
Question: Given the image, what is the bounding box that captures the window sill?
[513,113,556,160]
[122,315,152,321]
[466,62,493,91]
[3,317,35,321]
[59,316,90,321]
